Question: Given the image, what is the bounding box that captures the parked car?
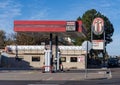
[108,58,119,67]
[118,59,120,66]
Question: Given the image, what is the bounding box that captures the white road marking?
[28,84,59,85]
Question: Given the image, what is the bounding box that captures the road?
[0,68,119,85]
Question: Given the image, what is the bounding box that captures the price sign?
[66,21,76,31]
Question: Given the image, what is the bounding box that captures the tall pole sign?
[91,17,106,67]
[92,17,105,50]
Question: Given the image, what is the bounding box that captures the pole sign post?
[92,17,105,50]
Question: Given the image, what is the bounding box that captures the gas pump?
[44,50,52,72]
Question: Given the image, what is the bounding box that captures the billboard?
[92,40,104,50]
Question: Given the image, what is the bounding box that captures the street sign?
[82,41,92,53]
[92,17,104,35]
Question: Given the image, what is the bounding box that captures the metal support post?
[49,33,53,69]
[55,35,59,71]
[103,30,106,67]
[15,44,18,59]
[85,41,88,78]
[57,52,60,71]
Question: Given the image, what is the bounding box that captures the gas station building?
[1,20,87,70]
[4,45,86,69]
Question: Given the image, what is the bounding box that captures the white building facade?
[1,45,86,69]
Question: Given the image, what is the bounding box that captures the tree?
[5,33,17,45]
[73,37,87,45]
[16,32,50,45]
[16,32,36,45]
[75,9,114,66]
[77,16,82,20]
[82,9,114,45]
[0,30,6,48]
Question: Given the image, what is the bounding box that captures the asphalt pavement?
[0,68,116,85]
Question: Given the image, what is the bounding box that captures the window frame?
[60,57,66,62]
[32,56,40,62]
[70,57,77,62]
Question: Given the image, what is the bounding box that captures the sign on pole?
[92,40,104,50]
[92,17,104,35]
[91,17,106,67]
[82,41,92,53]
[92,17,105,50]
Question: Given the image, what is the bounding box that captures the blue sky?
[0,0,120,56]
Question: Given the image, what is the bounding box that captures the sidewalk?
[0,69,112,80]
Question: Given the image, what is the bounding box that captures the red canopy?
[14,20,87,37]
[14,20,83,32]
